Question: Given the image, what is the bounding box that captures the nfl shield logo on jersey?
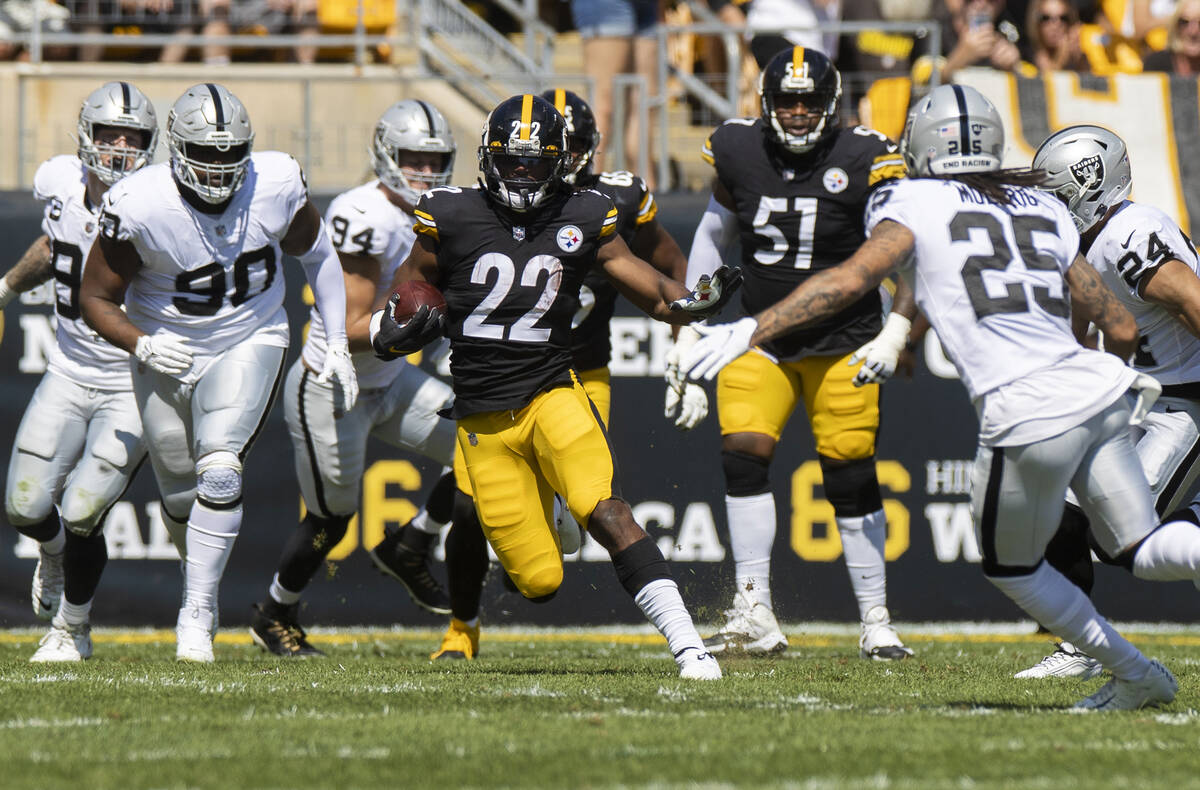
[513,225,526,241]
[823,167,849,193]
[1070,154,1104,189]
[557,225,583,252]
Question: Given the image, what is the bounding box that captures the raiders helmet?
[478,94,568,212]
[1033,125,1132,233]
[77,81,159,185]
[540,89,600,184]
[759,47,842,154]
[167,83,255,204]
[371,100,456,205]
[901,84,1004,177]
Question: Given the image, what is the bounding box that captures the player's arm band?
[686,196,738,288]
[298,220,348,346]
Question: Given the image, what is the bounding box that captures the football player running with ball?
[2,82,157,662]
[677,46,914,660]
[248,100,468,657]
[1012,126,1200,679]
[371,94,739,679]
[80,83,358,662]
[686,84,1200,710]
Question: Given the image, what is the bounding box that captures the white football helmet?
[167,83,254,204]
[901,84,1004,176]
[77,81,158,185]
[1033,125,1132,232]
[370,99,456,205]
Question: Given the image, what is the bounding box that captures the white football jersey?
[866,178,1135,446]
[303,180,417,390]
[1084,200,1200,385]
[34,155,132,392]
[99,151,306,383]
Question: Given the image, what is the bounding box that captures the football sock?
[445,492,489,621]
[1132,519,1200,583]
[837,508,888,620]
[988,562,1149,680]
[634,578,706,656]
[183,502,242,611]
[160,507,189,561]
[726,493,775,610]
[58,598,92,627]
[62,529,107,606]
[274,512,351,593]
[417,469,457,532]
[269,573,302,606]
[1043,504,1094,595]
[16,513,64,548]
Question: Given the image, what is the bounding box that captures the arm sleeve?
[298,220,348,346]
[685,195,738,288]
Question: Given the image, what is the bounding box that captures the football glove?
[668,265,743,319]
[370,296,446,361]
[1128,371,1162,427]
[684,316,758,382]
[848,312,912,387]
[134,334,193,377]
[317,339,359,416]
[664,325,709,430]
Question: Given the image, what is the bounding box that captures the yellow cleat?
[431,618,480,660]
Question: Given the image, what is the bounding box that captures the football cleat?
[859,605,914,661]
[1074,660,1177,711]
[31,546,64,622]
[703,595,788,655]
[249,602,325,658]
[1015,642,1102,679]
[30,618,92,663]
[175,603,215,663]
[431,618,480,660]
[676,646,722,680]
[368,526,452,614]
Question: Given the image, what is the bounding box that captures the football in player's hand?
[390,281,447,323]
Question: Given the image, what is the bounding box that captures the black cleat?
[367,525,452,614]
[249,603,325,658]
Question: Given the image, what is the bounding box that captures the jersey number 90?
[173,246,277,316]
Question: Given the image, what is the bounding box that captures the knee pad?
[196,451,243,508]
[819,455,883,518]
[824,428,877,462]
[515,563,563,600]
[722,450,771,497]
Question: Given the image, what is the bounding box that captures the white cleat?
[553,495,582,555]
[1015,642,1102,679]
[676,646,722,680]
[859,605,914,661]
[1074,659,1177,711]
[30,618,92,663]
[703,596,788,655]
[31,547,64,622]
[176,603,215,663]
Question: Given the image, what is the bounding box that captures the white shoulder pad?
[33,155,84,203]
[325,184,400,258]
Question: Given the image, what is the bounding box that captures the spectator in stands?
[227,0,319,63]
[744,0,841,68]
[1143,0,1200,75]
[1025,0,1088,71]
[0,0,72,60]
[913,0,1031,84]
[570,0,660,188]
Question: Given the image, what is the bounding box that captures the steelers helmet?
[540,89,600,184]
[371,99,456,205]
[901,84,1004,177]
[77,81,159,185]
[1033,125,1132,233]
[167,83,254,204]
[478,94,568,212]
[759,46,842,154]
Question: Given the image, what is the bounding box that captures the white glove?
[848,312,912,387]
[1128,372,1161,427]
[684,316,758,382]
[318,339,359,416]
[134,334,193,377]
[664,325,709,430]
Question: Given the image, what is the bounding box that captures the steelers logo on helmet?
[556,224,583,252]
[759,46,842,154]
[478,94,568,212]
[539,89,601,184]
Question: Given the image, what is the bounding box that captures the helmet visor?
[493,153,558,184]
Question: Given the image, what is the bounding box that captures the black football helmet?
[478,94,568,212]
[540,89,600,184]
[759,46,842,154]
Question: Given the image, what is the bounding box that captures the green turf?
[0,628,1197,790]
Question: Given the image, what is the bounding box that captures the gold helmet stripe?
[519,94,534,140]
[554,89,566,114]
[792,46,804,75]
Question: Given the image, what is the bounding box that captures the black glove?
[668,265,744,320]
[372,298,446,361]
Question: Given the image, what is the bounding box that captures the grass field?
[1,624,1198,790]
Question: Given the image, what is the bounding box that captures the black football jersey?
[703,119,906,359]
[413,185,619,418]
[570,170,657,371]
